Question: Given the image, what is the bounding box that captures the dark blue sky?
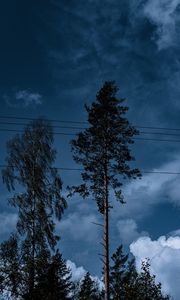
[1,1,180,298]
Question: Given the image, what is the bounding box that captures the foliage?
[0,119,67,299]
[134,259,170,300]
[78,272,103,300]
[109,245,130,299]
[69,81,141,212]
[33,249,72,300]
[0,234,22,299]
[68,81,141,299]
[109,246,171,300]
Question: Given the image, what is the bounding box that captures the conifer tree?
[109,245,130,299]
[34,249,72,300]
[0,119,67,300]
[78,272,103,300]
[109,246,171,300]
[134,259,170,300]
[69,81,141,300]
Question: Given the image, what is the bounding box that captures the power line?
[0,164,179,175]
[134,137,180,143]
[137,126,180,131]
[0,121,87,130]
[140,131,180,137]
[1,121,180,138]
[0,115,88,125]
[1,128,180,143]
[0,128,75,136]
[1,115,180,132]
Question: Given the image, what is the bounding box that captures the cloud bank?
[117,219,148,244]
[57,212,100,243]
[130,235,180,299]
[112,155,180,220]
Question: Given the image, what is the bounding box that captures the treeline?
[73,246,170,300]
[0,237,170,299]
[0,82,171,299]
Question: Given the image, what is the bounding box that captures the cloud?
[66,260,102,296]
[67,259,104,289]
[117,219,148,244]
[66,260,86,282]
[143,0,180,49]
[111,155,180,220]
[130,235,180,299]
[4,90,43,108]
[57,212,101,243]
[15,90,42,106]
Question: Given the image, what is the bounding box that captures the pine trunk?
[104,169,109,300]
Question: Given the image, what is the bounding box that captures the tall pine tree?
[69,81,141,300]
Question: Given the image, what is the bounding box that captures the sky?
[1,0,180,298]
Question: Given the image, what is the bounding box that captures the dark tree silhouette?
[109,246,171,300]
[78,272,103,300]
[134,259,170,300]
[33,249,72,300]
[0,119,67,300]
[0,234,22,299]
[109,245,130,299]
[69,81,141,300]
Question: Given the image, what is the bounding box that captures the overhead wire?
[1,122,180,142]
[0,128,180,142]
[1,115,180,132]
[0,115,88,125]
[1,116,180,175]
[1,121,180,137]
[0,164,179,175]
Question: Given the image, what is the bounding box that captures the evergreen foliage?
[68,81,141,299]
[109,246,171,300]
[33,249,72,300]
[78,272,103,300]
[69,81,141,212]
[109,245,130,299]
[134,259,170,300]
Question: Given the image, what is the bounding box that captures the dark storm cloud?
[41,0,180,129]
[2,0,180,290]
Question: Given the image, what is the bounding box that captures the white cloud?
[67,259,104,289]
[130,235,180,299]
[57,212,101,243]
[15,90,42,106]
[143,0,180,49]
[4,90,43,108]
[111,155,180,220]
[66,260,86,282]
[0,213,17,235]
[117,219,148,244]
